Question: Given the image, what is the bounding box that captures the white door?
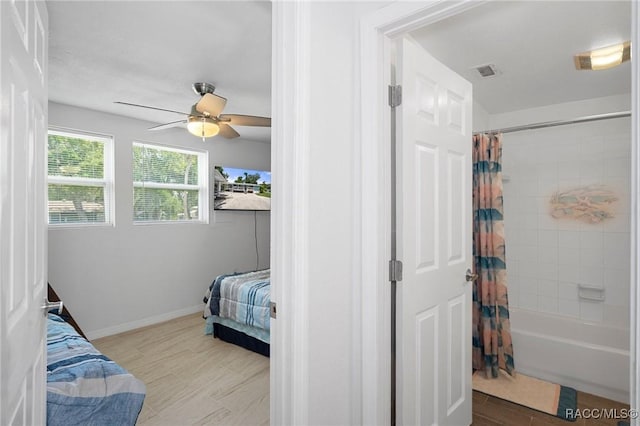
[0,0,49,424]
[396,37,472,426]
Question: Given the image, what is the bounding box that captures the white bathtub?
[509,308,629,403]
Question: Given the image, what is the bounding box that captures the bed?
[203,269,271,357]
[46,313,146,426]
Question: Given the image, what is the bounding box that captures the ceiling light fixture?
[187,116,219,139]
[574,41,631,71]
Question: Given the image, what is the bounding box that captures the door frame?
[357,1,640,425]
[270,2,311,425]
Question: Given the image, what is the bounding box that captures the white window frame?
[132,142,209,224]
[47,127,115,227]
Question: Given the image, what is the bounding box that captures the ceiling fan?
[115,82,270,140]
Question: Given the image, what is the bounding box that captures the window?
[47,129,113,225]
[132,143,208,223]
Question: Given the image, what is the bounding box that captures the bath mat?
[473,370,577,421]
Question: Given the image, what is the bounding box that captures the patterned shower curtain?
[472,133,515,378]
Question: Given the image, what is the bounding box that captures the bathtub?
[509,308,630,403]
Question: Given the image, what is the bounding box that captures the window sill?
[48,223,114,230]
[132,220,209,226]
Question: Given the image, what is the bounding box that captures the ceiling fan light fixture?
[187,116,219,138]
[574,41,631,70]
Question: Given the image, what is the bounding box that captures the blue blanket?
[46,314,145,426]
[204,269,271,331]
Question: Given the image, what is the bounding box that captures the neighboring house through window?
[132,142,208,223]
[47,129,114,225]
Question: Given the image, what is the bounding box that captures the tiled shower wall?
[501,116,630,327]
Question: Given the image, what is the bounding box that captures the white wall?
[48,102,270,339]
[473,100,490,132]
[305,3,361,423]
[270,2,389,424]
[496,95,631,327]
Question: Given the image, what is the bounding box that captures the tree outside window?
[47,129,113,225]
[132,143,208,223]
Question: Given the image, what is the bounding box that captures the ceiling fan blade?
[148,120,187,131]
[115,101,191,116]
[218,123,240,139]
[219,114,271,127]
[195,93,227,116]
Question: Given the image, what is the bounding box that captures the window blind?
[132,143,206,222]
[47,130,112,225]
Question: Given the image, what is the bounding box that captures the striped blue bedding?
[203,269,271,331]
[46,314,145,426]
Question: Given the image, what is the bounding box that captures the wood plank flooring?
[92,313,269,426]
[93,313,629,425]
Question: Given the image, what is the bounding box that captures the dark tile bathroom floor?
[473,390,631,426]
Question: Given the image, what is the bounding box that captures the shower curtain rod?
[473,111,631,135]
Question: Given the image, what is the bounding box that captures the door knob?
[465,269,478,282]
[42,299,63,316]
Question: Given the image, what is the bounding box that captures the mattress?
[203,269,271,356]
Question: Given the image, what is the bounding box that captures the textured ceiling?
[48,1,272,143]
[49,1,631,142]
[411,1,631,114]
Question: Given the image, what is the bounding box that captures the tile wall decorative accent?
[549,185,618,223]
[501,117,631,326]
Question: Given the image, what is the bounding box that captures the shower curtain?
[472,133,515,378]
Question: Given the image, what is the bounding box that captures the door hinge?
[270,301,277,319]
[389,259,403,282]
[388,85,402,108]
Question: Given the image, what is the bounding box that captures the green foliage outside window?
[47,133,108,224]
[133,144,202,222]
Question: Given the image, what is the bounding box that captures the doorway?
[358,1,638,424]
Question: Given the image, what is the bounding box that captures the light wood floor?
[92,313,269,426]
[94,313,628,426]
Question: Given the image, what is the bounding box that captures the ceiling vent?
[473,64,501,78]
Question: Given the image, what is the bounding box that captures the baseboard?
[85,304,203,340]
